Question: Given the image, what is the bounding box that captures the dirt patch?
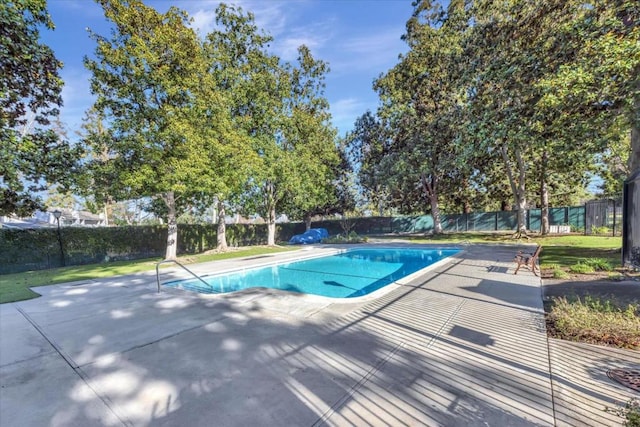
[542,270,640,302]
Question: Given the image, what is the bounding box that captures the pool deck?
[1,243,638,426]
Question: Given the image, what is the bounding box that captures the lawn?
[399,232,623,267]
[0,246,296,304]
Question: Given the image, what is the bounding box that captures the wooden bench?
[514,245,542,276]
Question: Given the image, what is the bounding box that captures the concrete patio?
[1,244,638,426]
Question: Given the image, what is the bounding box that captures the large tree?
[85,0,232,259]
[239,42,338,245]
[0,0,81,216]
[279,46,343,230]
[464,0,606,236]
[202,4,268,249]
[374,0,470,233]
[346,111,392,216]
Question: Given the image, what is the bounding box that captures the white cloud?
[330,98,369,136]
[331,27,406,75]
[183,0,290,38]
[190,8,218,36]
[273,28,331,61]
[59,67,94,137]
[237,0,289,36]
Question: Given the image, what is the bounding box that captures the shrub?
[323,231,367,244]
[547,296,640,349]
[607,398,640,427]
[553,268,569,279]
[591,225,611,235]
[582,257,612,271]
[569,263,595,274]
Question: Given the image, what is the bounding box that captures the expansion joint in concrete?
[14,305,131,427]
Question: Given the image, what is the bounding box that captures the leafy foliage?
[373,1,471,233]
[352,0,637,235]
[0,0,82,216]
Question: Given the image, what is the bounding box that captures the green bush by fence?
[1,206,587,274]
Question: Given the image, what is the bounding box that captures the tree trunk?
[264,181,277,246]
[165,191,178,260]
[216,199,227,250]
[540,150,550,235]
[304,213,312,231]
[541,181,549,235]
[267,205,276,246]
[430,196,443,234]
[420,173,443,234]
[103,203,109,226]
[501,144,528,237]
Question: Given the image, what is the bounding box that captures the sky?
[41,0,415,139]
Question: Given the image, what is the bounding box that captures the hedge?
[1,208,585,274]
[0,222,310,274]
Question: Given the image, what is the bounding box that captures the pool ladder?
[155,259,211,293]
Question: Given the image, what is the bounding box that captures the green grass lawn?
[396,232,622,268]
[0,246,296,304]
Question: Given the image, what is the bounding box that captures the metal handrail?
[155,259,212,293]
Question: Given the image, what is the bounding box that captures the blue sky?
[41,0,414,139]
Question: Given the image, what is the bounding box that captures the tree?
[279,46,343,230]
[85,0,229,259]
[346,111,392,216]
[0,0,81,216]
[45,184,76,210]
[374,0,470,233]
[464,0,605,236]
[537,0,639,174]
[75,106,119,225]
[596,117,631,197]
[238,41,338,245]
[202,4,268,250]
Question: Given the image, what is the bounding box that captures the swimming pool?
[164,247,460,298]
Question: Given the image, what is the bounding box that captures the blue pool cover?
[164,247,459,298]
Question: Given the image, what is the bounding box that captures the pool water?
[164,248,459,298]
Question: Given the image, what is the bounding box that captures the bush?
[323,231,368,244]
[553,268,569,279]
[607,398,640,427]
[582,257,612,271]
[591,226,611,235]
[569,263,595,274]
[547,296,640,349]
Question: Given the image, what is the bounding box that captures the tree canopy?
[1,0,81,216]
[349,0,639,235]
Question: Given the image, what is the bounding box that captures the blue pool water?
[164,248,459,298]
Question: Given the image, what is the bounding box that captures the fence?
[622,171,640,268]
[585,199,623,236]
